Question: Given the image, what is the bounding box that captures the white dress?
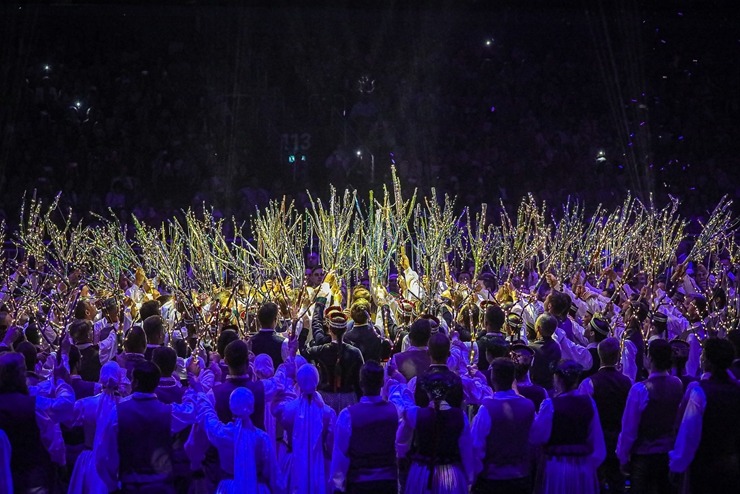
[274,393,336,494]
[528,391,606,494]
[396,403,474,494]
[198,396,279,494]
[67,392,119,494]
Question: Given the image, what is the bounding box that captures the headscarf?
[230,388,258,494]
[93,362,123,450]
[293,364,327,494]
[254,354,274,380]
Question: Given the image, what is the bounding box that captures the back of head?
[99,361,122,389]
[124,326,147,354]
[143,315,165,344]
[597,337,621,366]
[297,363,319,395]
[458,304,480,329]
[139,300,161,322]
[548,291,571,317]
[350,300,370,325]
[489,357,516,391]
[328,313,348,337]
[152,346,177,377]
[224,339,249,373]
[257,302,279,329]
[554,359,583,391]
[702,337,735,374]
[69,319,93,344]
[647,338,673,371]
[485,338,510,361]
[229,387,255,419]
[254,354,274,379]
[16,341,37,372]
[536,313,558,339]
[408,318,432,347]
[132,360,161,393]
[0,352,29,394]
[669,339,690,368]
[217,329,239,358]
[359,361,384,396]
[428,331,450,363]
[352,286,371,304]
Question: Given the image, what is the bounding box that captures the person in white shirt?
[669,338,740,494]
[616,339,683,494]
[330,361,399,494]
[471,357,535,493]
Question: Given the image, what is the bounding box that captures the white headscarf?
[93,361,123,448]
[292,364,327,494]
[254,354,274,380]
[229,388,258,494]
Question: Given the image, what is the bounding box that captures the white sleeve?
[470,404,491,478]
[669,382,706,473]
[686,333,702,378]
[553,330,593,370]
[529,398,554,445]
[621,340,637,382]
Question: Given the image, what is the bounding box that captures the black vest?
[581,347,601,379]
[78,344,102,382]
[689,379,740,493]
[590,367,631,449]
[250,330,285,366]
[71,376,97,399]
[411,407,465,465]
[547,395,594,457]
[117,395,173,484]
[0,392,55,491]
[530,339,562,391]
[155,380,186,405]
[517,383,548,412]
[695,379,740,459]
[481,395,535,479]
[476,332,508,372]
[213,377,266,430]
[634,375,683,455]
[347,400,398,482]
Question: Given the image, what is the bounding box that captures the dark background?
[1,0,738,227]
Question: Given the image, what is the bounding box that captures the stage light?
[596,150,606,163]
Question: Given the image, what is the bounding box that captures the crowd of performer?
[1,247,740,494]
